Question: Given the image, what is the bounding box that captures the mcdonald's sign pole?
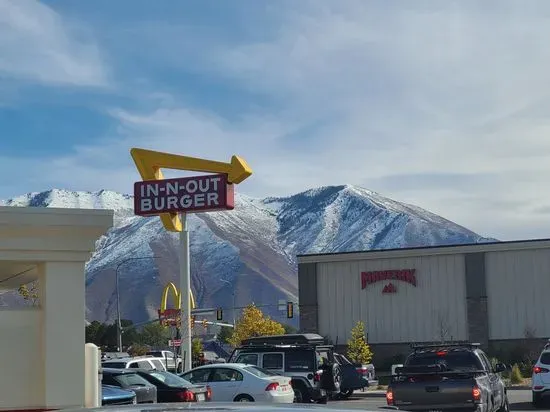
[131,148,252,372]
[179,213,191,371]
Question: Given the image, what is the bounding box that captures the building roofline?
[297,237,550,264]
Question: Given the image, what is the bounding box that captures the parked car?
[134,368,211,403]
[146,350,183,372]
[102,368,158,404]
[387,342,509,412]
[228,333,340,403]
[180,363,294,403]
[532,340,550,407]
[102,356,165,371]
[333,353,369,399]
[101,384,136,405]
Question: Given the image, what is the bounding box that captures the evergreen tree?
[347,321,373,364]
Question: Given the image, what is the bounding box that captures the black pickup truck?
[387,342,510,412]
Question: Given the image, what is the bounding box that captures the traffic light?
[190,315,196,327]
[202,319,208,330]
[286,301,294,318]
[216,307,223,321]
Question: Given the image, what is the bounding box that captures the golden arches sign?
[160,282,196,312]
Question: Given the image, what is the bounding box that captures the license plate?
[280,385,289,391]
[196,394,205,401]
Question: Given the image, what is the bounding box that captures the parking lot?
[328,389,550,411]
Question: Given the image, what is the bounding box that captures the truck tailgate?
[391,375,479,410]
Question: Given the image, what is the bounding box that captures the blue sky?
[1,0,550,240]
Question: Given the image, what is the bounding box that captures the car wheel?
[234,394,254,402]
[293,387,304,403]
[332,364,342,392]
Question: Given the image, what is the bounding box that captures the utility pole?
[219,278,236,326]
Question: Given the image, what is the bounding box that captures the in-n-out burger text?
[361,269,417,289]
[134,174,234,215]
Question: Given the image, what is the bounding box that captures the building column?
[39,261,86,408]
[464,253,489,348]
[298,262,318,333]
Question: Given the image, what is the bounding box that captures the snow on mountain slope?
[0,186,495,324]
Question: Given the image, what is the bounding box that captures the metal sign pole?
[179,213,192,372]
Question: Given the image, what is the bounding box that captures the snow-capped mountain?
[0,185,495,324]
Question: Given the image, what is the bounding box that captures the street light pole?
[115,255,160,352]
[220,279,236,326]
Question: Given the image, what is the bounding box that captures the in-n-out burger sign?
[361,269,417,291]
[134,174,234,215]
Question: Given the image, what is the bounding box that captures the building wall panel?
[316,254,468,344]
[486,249,550,339]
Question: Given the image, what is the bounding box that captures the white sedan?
[180,363,294,403]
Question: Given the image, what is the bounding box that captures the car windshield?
[148,371,193,387]
[407,351,482,371]
[244,366,278,377]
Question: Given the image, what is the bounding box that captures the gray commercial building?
[298,239,550,362]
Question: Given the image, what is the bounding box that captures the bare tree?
[434,310,451,342]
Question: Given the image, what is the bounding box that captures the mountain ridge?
[0,185,497,324]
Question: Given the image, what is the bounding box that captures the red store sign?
[361,269,417,291]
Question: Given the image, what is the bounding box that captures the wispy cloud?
[0,0,110,87]
[3,0,550,241]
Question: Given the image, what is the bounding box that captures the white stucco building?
[0,206,112,409]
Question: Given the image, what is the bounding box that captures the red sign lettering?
[382,283,397,293]
[361,269,417,289]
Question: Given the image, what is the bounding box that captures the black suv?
[228,333,341,403]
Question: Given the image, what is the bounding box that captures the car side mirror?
[494,363,507,373]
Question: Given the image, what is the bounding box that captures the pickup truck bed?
[390,365,487,411]
[387,344,508,412]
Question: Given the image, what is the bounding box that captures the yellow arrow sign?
[130,148,252,231]
[130,148,252,184]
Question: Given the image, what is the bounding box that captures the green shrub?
[519,362,533,378]
[510,364,523,384]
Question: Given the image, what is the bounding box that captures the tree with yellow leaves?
[228,304,285,347]
[18,281,39,306]
[347,321,373,364]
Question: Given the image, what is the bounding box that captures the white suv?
[532,341,550,407]
[102,356,165,371]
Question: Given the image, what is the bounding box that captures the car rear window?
[406,351,482,371]
[148,370,193,388]
[540,352,550,365]
[113,373,151,387]
[151,359,165,370]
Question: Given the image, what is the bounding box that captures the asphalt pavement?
[327,389,550,411]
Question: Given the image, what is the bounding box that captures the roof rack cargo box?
[241,333,327,346]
